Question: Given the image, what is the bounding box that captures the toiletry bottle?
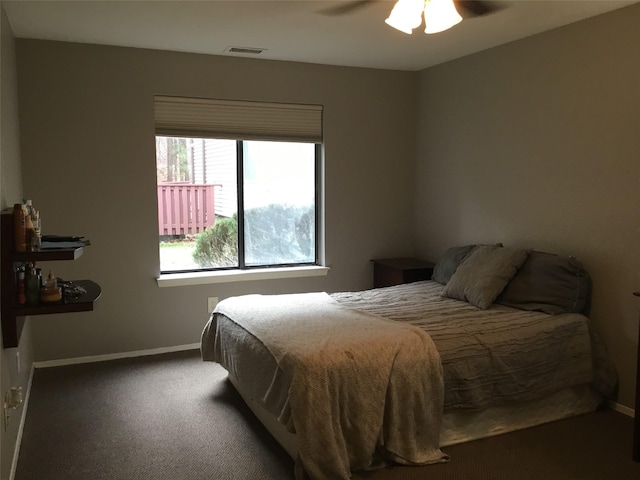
[35,268,42,288]
[16,267,26,305]
[41,271,62,303]
[30,210,41,251]
[25,211,35,251]
[12,203,27,252]
[44,270,57,290]
[26,265,39,305]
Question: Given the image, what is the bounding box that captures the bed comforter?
[206,291,448,480]
[201,281,617,479]
[331,281,617,409]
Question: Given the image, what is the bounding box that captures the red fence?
[157,183,220,236]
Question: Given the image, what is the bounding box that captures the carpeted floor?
[15,349,640,480]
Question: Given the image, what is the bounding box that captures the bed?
[201,245,618,480]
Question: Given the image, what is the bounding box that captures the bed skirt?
[227,373,602,459]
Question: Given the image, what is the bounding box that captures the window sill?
[156,265,330,288]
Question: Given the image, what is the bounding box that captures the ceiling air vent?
[223,46,267,55]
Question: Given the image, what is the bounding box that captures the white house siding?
[187,138,237,218]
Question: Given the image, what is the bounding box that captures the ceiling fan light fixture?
[423,0,463,34]
[385,0,425,34]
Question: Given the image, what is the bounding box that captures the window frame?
[153,96,325,285]
[234,141,321,272]
[156,264,330,288]
[156,136,323,275]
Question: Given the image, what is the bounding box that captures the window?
[154,96,323,274]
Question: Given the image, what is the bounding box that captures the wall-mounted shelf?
[11,247,84,262]
[1,210,101,348]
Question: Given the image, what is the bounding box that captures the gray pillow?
[496,251,590,314]
[431,244,477,285]
[443,245,529,309]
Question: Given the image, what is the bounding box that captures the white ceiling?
[2,0,637,71]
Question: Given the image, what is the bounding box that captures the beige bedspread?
[332,281,617,408]
[209,292,448,480]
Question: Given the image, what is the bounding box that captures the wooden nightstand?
[371,257,435,288]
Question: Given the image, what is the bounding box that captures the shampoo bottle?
[12,203,27,252]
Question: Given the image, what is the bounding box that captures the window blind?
[154,95,323,143]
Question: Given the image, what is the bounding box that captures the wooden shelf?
[12,280,101,316]
[1,210,100,348]
[11,246,84,262]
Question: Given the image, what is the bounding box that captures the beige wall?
[415,4,640,409]
[15,41,418,362]
[1,6,33,480]
[9,0,639,420]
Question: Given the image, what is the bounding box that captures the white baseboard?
[33,343,201,369]
[610,400,635,418]
[10,363,35,480]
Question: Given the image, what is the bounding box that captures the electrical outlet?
[207,297,218,314]
[7,387,22,408]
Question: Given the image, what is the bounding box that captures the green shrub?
[244,204,314,264]
[192,215,238,267]
[193,204,314,267]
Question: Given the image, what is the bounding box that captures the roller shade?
[154,95,323,143]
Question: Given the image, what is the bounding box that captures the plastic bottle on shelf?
[12,203,27,252]
[41,271,62,303]
[30,209,41,251]
[25,211,35,251]
[25,265,40,305]
[16,267,26,305]
[44,271,57,290]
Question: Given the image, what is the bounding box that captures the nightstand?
[371,257,435,288]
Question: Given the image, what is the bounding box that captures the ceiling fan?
[320,0,502,34]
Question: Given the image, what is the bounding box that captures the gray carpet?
[15,349,640,480]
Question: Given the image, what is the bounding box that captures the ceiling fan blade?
[318,0,375,16]
[454,0,501,18]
